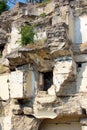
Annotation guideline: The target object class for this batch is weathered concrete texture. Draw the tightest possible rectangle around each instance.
[0,73,9,100]
[77,63,87,92]
[7,24,21,54]
[47,23,70,54]
[1,0,87,130]
[53,59,76,92]
[39,120,81,130]
[0,29,7,47]
[3,116,11,130]
[11,115,41,130]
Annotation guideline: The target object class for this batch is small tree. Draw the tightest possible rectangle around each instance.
[0,0,9,15]
[20,25,35,46]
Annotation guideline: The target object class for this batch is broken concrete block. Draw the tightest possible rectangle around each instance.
[48,85,56,96]
[44,2,55,15]
[52,16,61,26]
[12,104,23,115]
[35,110,57,119]
[3,116,11,130]
[0,73,9,100]
[76,78,87,92]
[77,63,87,78]
[23,107,33,115]
[10,71,24,98]
[75,54,87,62]
[80,118,87,125]
[10,69,35,99]
[82,126,87,130]
[77,63,87,92]
[53,60,76,92]
[74,15,87,44]
[7,25,21,53]
[34,31,47,41]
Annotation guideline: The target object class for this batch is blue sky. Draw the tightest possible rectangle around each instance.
[8,0,27,9]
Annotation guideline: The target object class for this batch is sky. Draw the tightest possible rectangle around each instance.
[8,0,27,9]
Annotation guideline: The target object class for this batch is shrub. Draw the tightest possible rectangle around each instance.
[40,12,46,18]
[19,25,35,46]
[0,0,9,15]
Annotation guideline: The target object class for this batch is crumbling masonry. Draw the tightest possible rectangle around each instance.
[0,0,87,130]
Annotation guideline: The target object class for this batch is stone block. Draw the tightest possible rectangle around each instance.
[0,74,9,100]
[10,71,24,98]
[3,116,11,130]
[77,63,87,78]
[44,2,55,15]
[82,126,87,130]
[7,25,21,53]
[76,77,87,92]
[28,7,44,16]
[10,69,35,99]
[35,110,57,119]
[80,118,87,125]
[34,31,47,41]
[54,60,76,74]
[53,60,76,92]
[75,54,87,62]
[48,85,56,96]
[23,107,33,115]
[12,104,23,115]
[74,15,87,44]
[52,16,61,26]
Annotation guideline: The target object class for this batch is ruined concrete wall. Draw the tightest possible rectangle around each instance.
[1,0,87,130]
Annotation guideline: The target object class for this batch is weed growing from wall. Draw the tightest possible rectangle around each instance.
[19,25,35,46]
[40,13,46,18]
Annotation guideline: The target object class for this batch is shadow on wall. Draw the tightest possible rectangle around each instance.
[74,15,87,44]
[0,124,2,130]
[74,17,82,44]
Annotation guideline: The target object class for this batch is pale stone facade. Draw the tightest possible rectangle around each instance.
[0,0,87,130]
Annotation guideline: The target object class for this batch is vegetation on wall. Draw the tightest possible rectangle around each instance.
[40,12,46,18]
[0,54,2,58]
[0,0,9,15]
[19,25,35,46]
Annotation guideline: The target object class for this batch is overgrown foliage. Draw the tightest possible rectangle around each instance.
[0,0,9,15]
[40,12,46,18]
[20,25,35,46]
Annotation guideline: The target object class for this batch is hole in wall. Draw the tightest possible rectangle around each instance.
[82,108,86,115]
[43,71,53,91]
[77,62,82,72]
[77,63,82,68]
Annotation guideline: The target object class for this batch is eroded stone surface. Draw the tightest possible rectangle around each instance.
[0,0,87,130]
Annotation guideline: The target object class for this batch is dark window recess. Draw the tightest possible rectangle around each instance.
[69,0,74,1]
[82,108,86,115]
[77,63,82,68]
[0,46,4,56]
[43,71,53,91]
